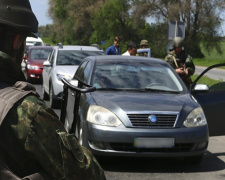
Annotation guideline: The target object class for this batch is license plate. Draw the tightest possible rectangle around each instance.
[134,138,174,148]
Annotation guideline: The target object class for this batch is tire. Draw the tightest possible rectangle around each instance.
[49,84,59,109]
[42,82,49,100]
[184,155,204,165]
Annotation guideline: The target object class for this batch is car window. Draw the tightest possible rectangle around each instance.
[195,71,225,92]
[92,61,183,92]
[56,50,104,66]
[30,49,52,60]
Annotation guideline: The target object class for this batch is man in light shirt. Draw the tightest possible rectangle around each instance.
[122,42,137,56]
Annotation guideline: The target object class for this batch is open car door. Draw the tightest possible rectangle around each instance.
[137,48,151,57]
[191,63,225,136]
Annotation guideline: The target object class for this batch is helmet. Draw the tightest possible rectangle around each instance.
[140,40,148,46]
[0,0,38,36]
[172,37,184,47]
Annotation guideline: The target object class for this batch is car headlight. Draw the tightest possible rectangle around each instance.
[183,107,207,127]
[87,105,122,127]
[27,64,39,70]
[57,74,72,81]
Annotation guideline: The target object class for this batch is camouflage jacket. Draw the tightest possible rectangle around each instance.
[0,51,106,180]
[165,50,195,76]
[165,50,195,88]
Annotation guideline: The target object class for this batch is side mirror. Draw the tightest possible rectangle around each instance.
[43,61,51,67]
[192,84,209,93]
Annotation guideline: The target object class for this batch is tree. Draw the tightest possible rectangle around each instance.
[132,0,225,58]
[48,0,105,45]
[90,0,137,51]
[139,22,168,58]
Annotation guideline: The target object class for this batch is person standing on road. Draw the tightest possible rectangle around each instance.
[0,0,106,179]
[106,36,121,55]
[138,40,149,57]
[122,42,137,56]
[165,37,195,88]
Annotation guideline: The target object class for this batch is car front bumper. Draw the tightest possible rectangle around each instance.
[84,122,209,157]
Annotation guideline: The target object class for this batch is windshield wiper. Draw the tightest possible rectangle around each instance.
[144,87,180,94]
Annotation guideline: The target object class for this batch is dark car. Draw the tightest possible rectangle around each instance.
[62,55,225,164]
[24,46,53,82]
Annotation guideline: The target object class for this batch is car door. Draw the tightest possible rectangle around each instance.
[191,63,225,136]
[137,48,151,57]
[43,49,55,93]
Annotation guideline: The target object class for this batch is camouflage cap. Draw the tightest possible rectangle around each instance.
[140,40,148,46]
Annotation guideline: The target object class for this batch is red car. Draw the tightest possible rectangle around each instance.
[24,46,53,82]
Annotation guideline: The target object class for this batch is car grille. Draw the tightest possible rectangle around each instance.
[110,142,193,152]
[127,113,178,128]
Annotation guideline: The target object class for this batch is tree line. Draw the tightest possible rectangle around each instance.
[39,0,225,58]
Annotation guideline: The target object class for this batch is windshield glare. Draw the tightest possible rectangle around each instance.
[56,50,104,65]
[92,61,183,92]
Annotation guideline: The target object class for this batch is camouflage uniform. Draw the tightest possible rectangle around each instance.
[138,40,149,57]
[0,51,106,179]
[165,50,195,88]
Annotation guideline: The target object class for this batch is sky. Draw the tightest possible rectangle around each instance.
[30,0,52,26]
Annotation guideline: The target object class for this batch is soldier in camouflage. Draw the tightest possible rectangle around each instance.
[138,40,149,57]
[0,0,106,179]
[165,37,195,88]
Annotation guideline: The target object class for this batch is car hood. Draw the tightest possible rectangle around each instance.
[55,65,79,77]
[92,91,192,112]
[89,91,198,127]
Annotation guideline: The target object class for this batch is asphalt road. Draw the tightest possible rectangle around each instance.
[195,65,225,81]
[33,82,225,180]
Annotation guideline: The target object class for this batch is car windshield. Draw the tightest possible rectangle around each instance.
[30,49,52,60]
[92,61,183,92]
[56,50,104,65]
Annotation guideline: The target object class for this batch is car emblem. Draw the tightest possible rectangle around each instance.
[148,115,157,123]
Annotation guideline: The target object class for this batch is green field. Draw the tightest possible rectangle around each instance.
[194,41,225,67]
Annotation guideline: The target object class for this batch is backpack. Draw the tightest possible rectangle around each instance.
[0,81,51,180]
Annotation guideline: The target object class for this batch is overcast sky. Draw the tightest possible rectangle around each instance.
[30,0,52,26]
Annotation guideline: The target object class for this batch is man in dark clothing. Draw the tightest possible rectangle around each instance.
[0,0,106,179]
[165,37,195,88]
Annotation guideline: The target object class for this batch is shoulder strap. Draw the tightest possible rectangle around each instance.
[172,55,179,68]
[0,81,38,125]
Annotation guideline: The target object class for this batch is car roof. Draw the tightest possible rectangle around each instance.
[53,45,104,51]
[87,55,167,64]
[26,37,43,42]
[28,46,53,50]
